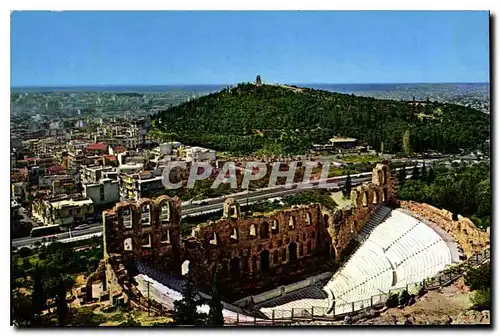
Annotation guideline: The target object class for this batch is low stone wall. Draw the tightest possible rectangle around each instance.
[400,201,489,257]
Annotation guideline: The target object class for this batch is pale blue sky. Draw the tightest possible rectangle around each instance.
[11,10,490,86]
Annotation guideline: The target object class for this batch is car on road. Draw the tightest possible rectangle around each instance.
[199,201,209,205]
[74,224,91,230]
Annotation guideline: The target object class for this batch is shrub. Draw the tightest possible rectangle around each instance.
[18,247,32,258]
[386,293,399,308]
[398,290,410,305]
[471,289,491,310]
[464,263,491,291]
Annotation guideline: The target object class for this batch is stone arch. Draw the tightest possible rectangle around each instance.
[289,216,296,230]
[230,257,240,280]
[181,260,190,275]
[122,206,133,229]
[161,229,170,244]
[260,221,270,239]
[382,166,388,185]
[249,224,257,238]
[306,240,312,255]
[350,190,358,208]
[140,202,152,226]
[242,256,249,273]
[124,237,133,251]
[271,219,279,234]
[323,214,330,228]
[288,243,298,264]
[141,233,151,247]
[273,249,279,265]
[281,248,287,263]
[230,227,238,241]
[251,255,257,273]
[159,201,170,220]
[218,262,229,279]
[362,190,368,207]
[260,250,270,272]
[209,232,218,245]
[306,212,312,226]
[372,189,379,204]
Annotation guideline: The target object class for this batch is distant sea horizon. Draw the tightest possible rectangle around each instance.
[11,82,489,94]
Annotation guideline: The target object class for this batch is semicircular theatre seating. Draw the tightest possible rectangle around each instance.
[324,209,455,314]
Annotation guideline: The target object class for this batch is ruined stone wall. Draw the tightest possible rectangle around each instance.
[98,162,395,301]
[103,195,182,275]
[322,162,393,259]
[184,201,323,285]
[400,201,490,257]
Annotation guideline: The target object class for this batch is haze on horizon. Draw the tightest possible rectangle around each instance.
[11,11,490,86]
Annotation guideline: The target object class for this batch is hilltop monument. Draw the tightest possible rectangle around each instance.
[255,75,262,86]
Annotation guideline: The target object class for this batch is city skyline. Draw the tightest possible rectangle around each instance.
[11,10,490,86]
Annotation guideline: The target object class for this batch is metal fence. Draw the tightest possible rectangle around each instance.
[229,247,490,325]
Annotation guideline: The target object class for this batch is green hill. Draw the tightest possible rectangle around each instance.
[152,83,490,156]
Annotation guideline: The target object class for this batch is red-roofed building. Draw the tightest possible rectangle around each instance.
[113,145,127,153]
[87,142,108,154]
[46,165,67,175]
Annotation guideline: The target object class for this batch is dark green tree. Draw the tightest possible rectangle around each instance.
[171,277,207,326]
[411,165,420,180]
[426,166,436,183]
[420,161,427,182]
[343,173,352,198]
[206,277,224,326]
[31,266,45,324]
[397,165,407,186]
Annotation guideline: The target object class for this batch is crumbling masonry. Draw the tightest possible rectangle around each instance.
[90,163,396,304]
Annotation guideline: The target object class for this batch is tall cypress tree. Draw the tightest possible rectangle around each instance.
[343,173,352,198]
[411,165,420,180]
[206,281,224,326]
[397,165,407,186]
[421,161,428,182]
[172,277,207,326]
[32,266,45,325]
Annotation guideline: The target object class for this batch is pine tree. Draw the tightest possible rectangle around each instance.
[402,129,412,156]
[397,165,407,186]
[32,266,45,324]
[427,166,436,184]
[411,165,420,180]
[206,281,224,326]
[171,277,207,326]
[421,161,428,182]
[343,173,352,198]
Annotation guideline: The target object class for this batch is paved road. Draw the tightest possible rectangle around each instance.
[12,167,418,249]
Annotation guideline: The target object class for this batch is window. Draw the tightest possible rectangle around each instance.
[260,222,269,239]
[230,228,238,241]
[161,202,170,220]
[289,216,295,230]
[209,232,218,246]
[306,212,312,226]
[124,237,133,251]
[271,219,279,234]
[141,234,151,247]
[249,224,256,238]
[161,230,170,244]
[123,208,132,229]
[141,204,150,225]
[281,248,287,263]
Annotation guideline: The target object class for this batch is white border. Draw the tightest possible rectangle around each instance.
[2,2,497,336]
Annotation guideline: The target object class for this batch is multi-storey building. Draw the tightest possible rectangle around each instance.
[32,195,95,226]
[83,178,120,207]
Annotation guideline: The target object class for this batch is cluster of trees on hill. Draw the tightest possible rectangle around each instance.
[12,240,102,326]
[397,162,491,229]
[153,83,490,155]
